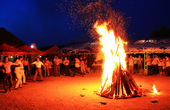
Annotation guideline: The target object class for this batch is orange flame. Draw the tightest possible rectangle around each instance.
[94,21,127,93]
[152,84,158,94]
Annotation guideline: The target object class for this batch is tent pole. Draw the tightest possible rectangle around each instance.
[144,52,148,75]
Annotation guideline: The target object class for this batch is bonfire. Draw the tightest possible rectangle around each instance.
[94,21,141,99]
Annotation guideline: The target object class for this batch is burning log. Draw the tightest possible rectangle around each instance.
[97,68,141,99]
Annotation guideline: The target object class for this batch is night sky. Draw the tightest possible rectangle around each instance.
[0,0,170,48]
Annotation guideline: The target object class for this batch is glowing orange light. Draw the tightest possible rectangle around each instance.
[94,21,127,94]
[152,84,158,94]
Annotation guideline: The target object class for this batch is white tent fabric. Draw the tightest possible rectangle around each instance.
[58,41,101,53]
[126,38,170,53]
[59,38,170,54]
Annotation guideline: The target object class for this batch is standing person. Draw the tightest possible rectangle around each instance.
[0,59,4,78]
[26,58,31,76]
[145,55,152,75]
[0,58,4,67]
[128,55,134,74]
[31,58,44,82]
[74,57,80,76]
[63,57,70,76]
[137,55,143,73]
[22,57,30,76]
[43,57,50,77]
[2,56,20,93]
[158,57,163,75]
[80,57,86,76]
[53,56,61,77]
[134,56,138,73]
[162,58,167,75]
[83,56,89,73]
[165,56,170,76]
[19,56,26,85]
[152,55,158,75]
[14,58,22,89]
[48,59,53,76]
[60,56,64,75]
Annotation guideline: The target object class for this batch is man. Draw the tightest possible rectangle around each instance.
[22,57,30,76]
[83,56,89,73]
[165,56,170,76]
[63,57,70,76]
[145,55,152,75]
[152,55,158,75]
[48,59,53,76]
[53,56,61,76]
[137,55,143,73]
[19,56,26,84]
[134,56,138,73]
[74,57,80,76]
[2,56,20,93]
[14,58,22,89]
[128,55,134,74]
[80,57,86,76]
[31,57,44,81]
[43,57,50,77]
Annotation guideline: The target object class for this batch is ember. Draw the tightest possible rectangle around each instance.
[94,21,141,99]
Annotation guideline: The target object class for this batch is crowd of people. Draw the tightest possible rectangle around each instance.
[127,54,170,76]
[2,53,169,93]
[0,55,91,93]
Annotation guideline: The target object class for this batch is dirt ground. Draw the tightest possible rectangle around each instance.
[0,71,170,110]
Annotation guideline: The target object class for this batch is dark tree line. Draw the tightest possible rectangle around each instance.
[149,24,170,38]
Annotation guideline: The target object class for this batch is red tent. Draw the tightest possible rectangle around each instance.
[17,44,43,55]
[0,43,27,55]
[43,45,59,55]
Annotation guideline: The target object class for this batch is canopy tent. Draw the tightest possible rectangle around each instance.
[43,45,60,55]
[58,41,101,54]
[17,44,43,55]
[0,43,27,55]
[126,38,170,54]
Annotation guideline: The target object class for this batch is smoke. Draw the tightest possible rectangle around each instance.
[57,0,129,41]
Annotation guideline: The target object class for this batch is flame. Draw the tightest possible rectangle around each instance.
[94,21,127,93]
[152,84,158,94]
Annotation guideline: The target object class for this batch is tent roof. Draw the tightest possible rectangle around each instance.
[126,38,170,53]
[17,44,43,54]
[0,43,27,55]
[59,42,90,53]
[43,45,60,54]
[0,27,26,48]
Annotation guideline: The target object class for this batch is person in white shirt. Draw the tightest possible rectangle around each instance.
[74,57,80,76]
[19,56,26,84]
[14,58,22,89]
[53,56,62,76]
[145,55,152,75]
[128,55,134,74]
[48,59,53,76]
[43,57,50,77]
[152,55,158,75]
[31,58,44,81]
[137,55,143,73]
[80,57,86,76]
[63,57,70,76]
[22,57,30,76]
[158,57,163,75]
[2,56,20,93]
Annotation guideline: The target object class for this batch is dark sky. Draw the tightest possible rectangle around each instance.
[0,0,170,48]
